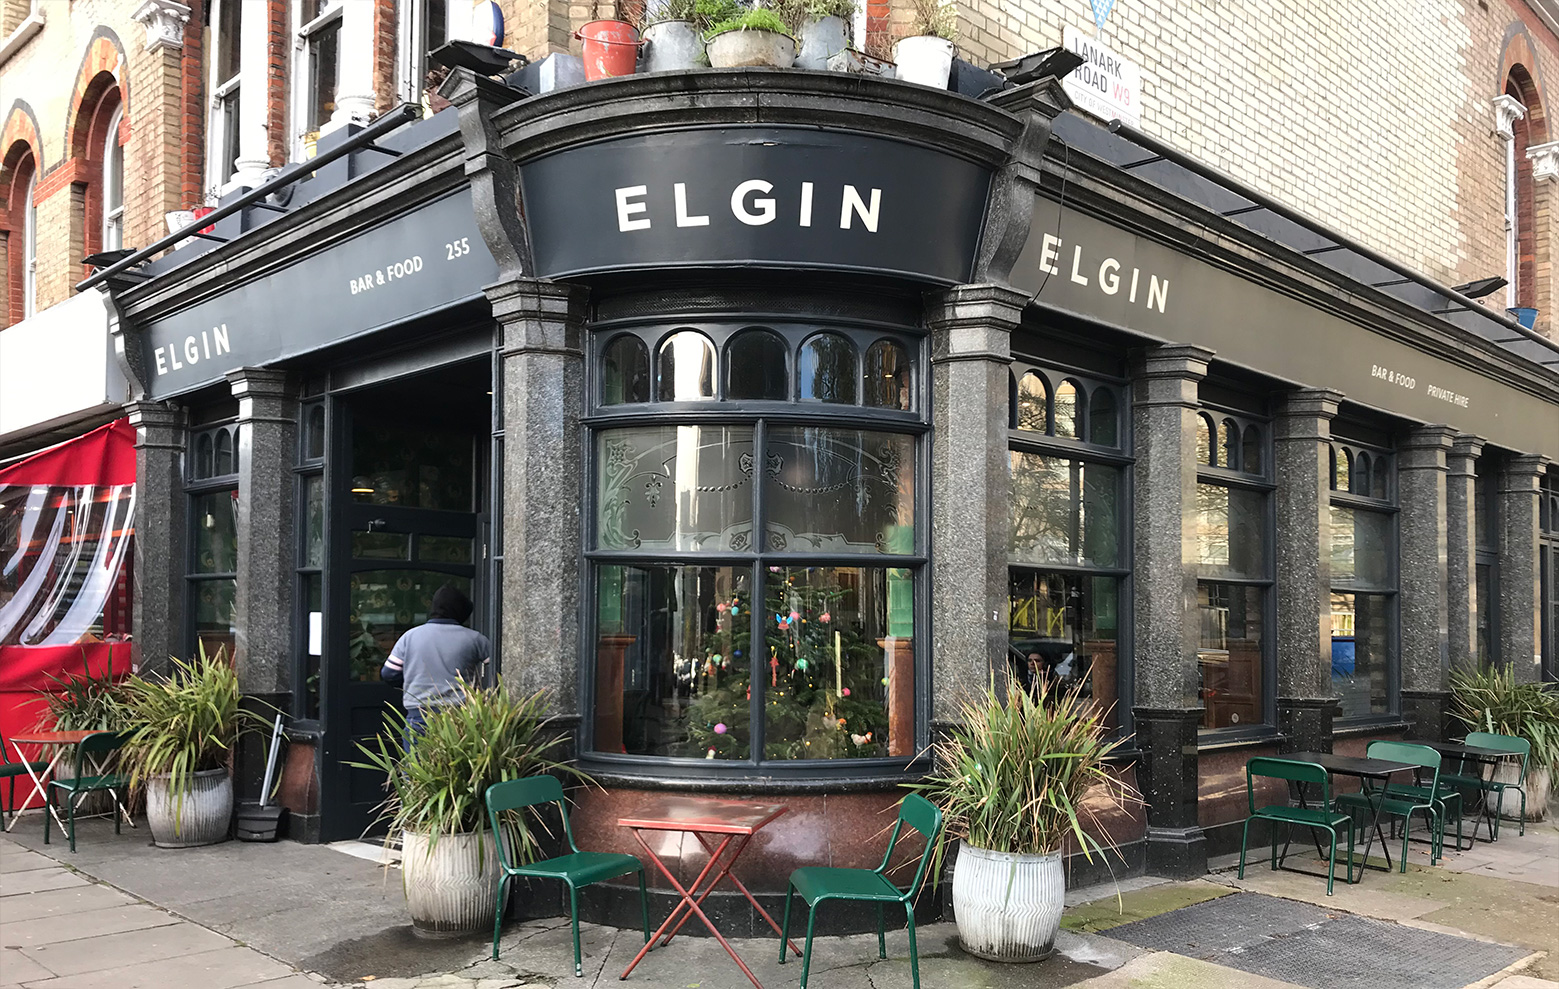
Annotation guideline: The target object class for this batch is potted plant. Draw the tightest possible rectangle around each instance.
[641,0,705,71]
[794,0,855,70]
[576,2,642,81]
[352,681,590,938]
[893,0,956,88]
[706,6,796,68]
[1450,665,1559,821]
[907,677,1133,962]
[36,660,135,815]
[121,649,257,848]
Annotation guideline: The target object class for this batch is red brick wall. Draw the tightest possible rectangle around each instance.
[372,0,398,116]
[267,0,290,167]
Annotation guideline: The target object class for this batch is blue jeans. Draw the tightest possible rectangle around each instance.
[403,706,428,752]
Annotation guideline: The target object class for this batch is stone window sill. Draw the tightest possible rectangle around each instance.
[1332,718,1414,739]
[0,11,44,68]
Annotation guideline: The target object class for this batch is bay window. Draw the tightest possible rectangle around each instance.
[588,322,922,770]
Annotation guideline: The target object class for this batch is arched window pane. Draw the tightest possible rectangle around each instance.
[603,335,651,405]
[863,339,911,410]
[1197,414,1216,466]
[1054,379,1080,438]
[1353,452,1371,496]
[726,328,788,401]
[214,428,234,476]
[1372,457,1389,500]
[306,405,326,460]
[1334,446,1351,493]
[102,106,124,252]
[656,331,714,402]
[798,332,857,404]
[1242,425,1262,476]
[195,433,214,479]
[1015,372,1048,432]
[1088,388,1117,446]
[1222,418,1240,471]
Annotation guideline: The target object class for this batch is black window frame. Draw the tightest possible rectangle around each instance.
[292,400,327,720]
[582,317,929,780]
[185,421,241,664]
[1475,454,1502,666]
[1540,470,1558,683]
[1326,434,1400,724]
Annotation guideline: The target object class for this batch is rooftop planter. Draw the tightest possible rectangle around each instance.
[706,8,797,68]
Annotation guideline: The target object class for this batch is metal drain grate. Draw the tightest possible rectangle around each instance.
[1108,892,1530,989]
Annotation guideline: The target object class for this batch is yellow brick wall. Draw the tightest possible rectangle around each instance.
[943,0,1559,337]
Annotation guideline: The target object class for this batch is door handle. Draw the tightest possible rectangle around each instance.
[366,519,388,532]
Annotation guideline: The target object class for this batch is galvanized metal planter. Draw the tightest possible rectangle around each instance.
[706,29,796,69]
[146,768,233,848]
[401,829,502,939]
[892,35,954,88]
[951,842,1065,962]
[641,20,704,73]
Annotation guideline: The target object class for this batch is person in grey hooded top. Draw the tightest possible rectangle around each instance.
[379,584,490,742]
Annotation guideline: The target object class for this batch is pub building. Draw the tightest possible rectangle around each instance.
[100,66,1559,923]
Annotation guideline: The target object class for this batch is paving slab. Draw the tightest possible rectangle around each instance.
[0,902,180,949]
[0,851,54,876]
[0,870,87,897]
[230,979,329,989]
[0,883,135,922]
[0,949,55,984]
[1067,951,1310,988]
[24,944,297,989]
[18,920,233,977]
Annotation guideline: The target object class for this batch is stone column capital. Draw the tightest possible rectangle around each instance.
[125,399,186,437]
[486,279,589,356]
[1398,424,1457,471]
[1450,433,1487,464]
[227,368,295,425]
[1528,140,1559,181]
[1130,344,1214,381]
[1504,453,1551,482]
[925,285,1024,364]
[1275,387,1344,423]
[132,0,190,53]
[1493,93,1528,139]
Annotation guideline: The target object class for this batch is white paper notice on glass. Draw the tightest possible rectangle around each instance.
[309,612,322,656]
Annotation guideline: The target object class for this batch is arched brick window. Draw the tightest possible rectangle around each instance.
[70,71,125,275]
[1,141,38,326]
[1506,67,1544,310]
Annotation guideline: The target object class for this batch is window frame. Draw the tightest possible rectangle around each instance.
[1007,359,1134,740]
[1540,471,1558,683]
[581,317,929,779]
[1193,405,1277,739]
[101,105,124,253]
[185,422,242,663]
[399,0,450,107]
[21,167,35,318]
[204,0,243,194]
[1326,436,1400,724]
[1475,455,1501,666]
[292,401,328,720]
[292,0,345,160]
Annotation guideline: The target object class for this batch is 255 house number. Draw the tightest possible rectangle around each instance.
[446,237,472,260]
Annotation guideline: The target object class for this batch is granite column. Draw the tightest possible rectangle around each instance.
[1272,389,1342,753]
[1398,425,1455,739]
[127,400,187,676]
[923,285,1022,730]
[1130,344,1213,878]
[490,278,588,753]
[1500,454,1550,682]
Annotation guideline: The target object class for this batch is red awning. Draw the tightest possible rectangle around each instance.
[0,418,135,487]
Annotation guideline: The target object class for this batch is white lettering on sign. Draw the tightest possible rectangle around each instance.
[1034,232,1169,313]
[612,181,884,233]
[1371,364,1417,390]
[154,323,233,376]
[1062,26,1142,129]
[347,254,426,296]
[1426,383,1471,408]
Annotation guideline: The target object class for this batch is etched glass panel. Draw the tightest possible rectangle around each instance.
[764,428,914,554]
[595,426,755,551]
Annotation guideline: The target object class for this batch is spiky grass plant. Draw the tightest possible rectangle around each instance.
[351,681,591,864]
[906,676,1135,882]
[121,648,258,827]
[1450,664,1559,770]
[36,659,134,733]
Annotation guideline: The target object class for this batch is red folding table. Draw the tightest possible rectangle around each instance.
[618,795,801,987]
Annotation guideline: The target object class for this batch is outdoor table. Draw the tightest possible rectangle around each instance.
[1285,750,1417,879]
[5,730,96,836]
[617,796,801,988]
[1410,738,1520,845]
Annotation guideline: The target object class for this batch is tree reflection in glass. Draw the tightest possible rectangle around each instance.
[798,332,858,404]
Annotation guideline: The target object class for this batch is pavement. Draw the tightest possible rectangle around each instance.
[0,811,1555,989]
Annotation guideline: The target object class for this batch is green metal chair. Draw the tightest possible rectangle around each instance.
[483,775,648,977]
[1335,741,1444,870]
[1442,731,1531,840]
[779,793,943,989]
[0,729,49,827]
[1238,757,1354,894]
[1382,743,1466,853]
[43,731,130,853]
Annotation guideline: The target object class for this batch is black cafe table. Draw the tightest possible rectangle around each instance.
[1285,750,1418,880]
[1409,738,1519,845]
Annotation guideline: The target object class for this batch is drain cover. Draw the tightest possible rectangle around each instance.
[1108,892,1529,989]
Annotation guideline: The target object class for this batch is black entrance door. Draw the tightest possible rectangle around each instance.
[320,397,484,841]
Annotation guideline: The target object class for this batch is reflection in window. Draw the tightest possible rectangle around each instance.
[191,488,239,665]
[347,570,471,682]
[1009,570,1121,733]
[763,566,913,760]
[765,428,914,553]
[1198,581,1265,729]
[306,405,326,460]
[603,335,651,405]
[303,475,324,568]
[1053,379,1080,438]
[1353,452,1371,495]
[1331,591,1392,718]
[1222,418,1240,471]
[195,433,214,479]
[863,339,911,410]
[1015,372,1048,431]
[1329,506,1391,585]
[214,429,234,476]
[193,490,239,573]
[726,328,789,401]
[1334,446,1351,492]
[1197,414,1216,466]
[1372,457,1389,500]
[1009,454,1120,568]
[798,333,858,404]
[1089,388,1117,447]
[657,331,715,402]
[594,565,752,759]
[595,426,755,552]
[1242,425,1262,476]
[351,423,474,510]
[1192,483,1266,578]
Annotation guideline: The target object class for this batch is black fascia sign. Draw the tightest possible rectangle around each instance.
[137,189,498,400]
[518,127,993,284]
